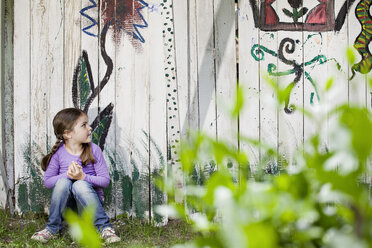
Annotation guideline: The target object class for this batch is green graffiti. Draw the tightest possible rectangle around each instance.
[121,175,133,212]
[251,44,277,61]
[310,92,315,105]
[79,59,91,110]
[18,183,30,213]
[251,40,341,109]
[133,175,149,219]
[282,4,308,23]
[92,117,110,144]
[17,140,52,213]
[351,0,372,79]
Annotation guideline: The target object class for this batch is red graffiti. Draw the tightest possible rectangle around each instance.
[101,0,146,47]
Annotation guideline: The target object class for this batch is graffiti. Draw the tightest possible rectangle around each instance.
[351,0,372,79]
[102,130,165,220]
[282,0,308,23]
[133,0,149,43]
[249,0,356,31]
[101,0,149,47]
[17,141,52,213]
[251,36,341,113]
[72,24,114,150]
[335,0,358,31]
[80,0,98,37]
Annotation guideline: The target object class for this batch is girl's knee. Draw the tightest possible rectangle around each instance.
[71,180,93,195]
[54,178,72,192]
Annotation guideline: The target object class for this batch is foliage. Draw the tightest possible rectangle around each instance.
[64,205,102,248]
[158,77,372,247]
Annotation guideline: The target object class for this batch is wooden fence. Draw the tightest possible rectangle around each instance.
[0,0,371,221]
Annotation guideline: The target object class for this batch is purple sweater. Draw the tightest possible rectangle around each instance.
[44,142,110,200]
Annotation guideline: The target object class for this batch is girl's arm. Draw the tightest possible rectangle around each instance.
[43,153,68,188]
[83,145,110,188]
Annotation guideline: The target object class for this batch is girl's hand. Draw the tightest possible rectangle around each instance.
[67,161,85,180]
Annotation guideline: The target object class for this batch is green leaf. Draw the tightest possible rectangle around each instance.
[282,8,293,18]
[346,47,356,65]
[64,205,102,248]
[324,77,334,92]
[231,84,244,118]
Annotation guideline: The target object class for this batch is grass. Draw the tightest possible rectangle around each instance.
[0,209,195,247]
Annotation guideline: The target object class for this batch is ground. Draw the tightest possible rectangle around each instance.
[0,209,195,247]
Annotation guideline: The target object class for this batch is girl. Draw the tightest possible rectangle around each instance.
[31,108,120,244]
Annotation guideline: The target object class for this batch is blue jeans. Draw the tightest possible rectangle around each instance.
[46,178,112,234]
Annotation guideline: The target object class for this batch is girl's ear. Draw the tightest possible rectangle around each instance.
[63,130,72,140]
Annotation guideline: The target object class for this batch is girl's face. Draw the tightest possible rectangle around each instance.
[68,114,92,144]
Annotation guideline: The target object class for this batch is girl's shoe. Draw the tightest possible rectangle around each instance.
[101,227,121,244]
[31,229,56,243]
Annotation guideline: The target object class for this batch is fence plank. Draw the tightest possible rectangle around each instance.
[114,30,135,217]
[174,0,199,135]
[46,0,64,164]
[147,1,167,223]
[97,0,117,218]
[238,0,260,171]
[64,0,81,108]
[258,24,278,172]
[348,0,368,107]
[276,10,304,168]
[197,0,216,137]
[0,0,5,209]
[14,0,31,213]
[3,0,14,208]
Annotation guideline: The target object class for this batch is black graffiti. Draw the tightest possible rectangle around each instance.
[334,0,357,31]
[72,22,114,151]
[249,0,355,32]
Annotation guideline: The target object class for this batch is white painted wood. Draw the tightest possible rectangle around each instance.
[46,0,64,161]
[0,0,6,209]
[196,0,216,137]
[147,0,167,224]
[321,1,349,153]
[258,25,278,173]
[130,43,151,221]
[238,0,260,171]
[9,0,372,214]
[83,0,99,120]
[14,0,31,213]
[214,0,237,142]
[64,0,81,108]
[214,0,238,177]
[114,30,135,217]
[303,32,325,142]
[98,0,117,218]
[276,4,304,169]
[3,0,14,207]
[174,0,199,135]
[29,0,53,213]
[30,0,50,165]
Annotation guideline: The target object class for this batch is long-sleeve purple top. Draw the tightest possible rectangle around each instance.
[44,142,110,200]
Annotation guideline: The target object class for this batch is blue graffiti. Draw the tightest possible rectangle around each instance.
[80,0,98,37]
[133,0,149,43]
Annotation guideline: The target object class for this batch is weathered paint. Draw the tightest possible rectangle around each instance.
[1,0,371,221]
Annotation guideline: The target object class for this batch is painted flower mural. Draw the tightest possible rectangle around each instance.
[283,0,308,22]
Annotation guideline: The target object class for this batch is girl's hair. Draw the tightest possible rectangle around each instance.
[41,108,96,171]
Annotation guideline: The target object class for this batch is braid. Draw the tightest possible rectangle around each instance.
[41,138,62,171]
[81,143,96,166]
